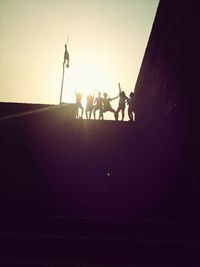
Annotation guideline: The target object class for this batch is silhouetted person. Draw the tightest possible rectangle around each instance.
[101,92,119,120]
[86,90,95,119]
[115,83,129,121]
[93,92,103,120]
[127,92,135,121]
[75,90,84,119]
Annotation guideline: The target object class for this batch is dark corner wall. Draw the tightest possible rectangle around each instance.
[134,0,200,169]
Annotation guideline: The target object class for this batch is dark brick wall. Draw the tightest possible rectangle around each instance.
[134,0,200,161]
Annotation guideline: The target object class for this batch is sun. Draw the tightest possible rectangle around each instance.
[62,54,114,104]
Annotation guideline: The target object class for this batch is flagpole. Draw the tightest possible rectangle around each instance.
[60,37,69,105]
[60,62,65,104]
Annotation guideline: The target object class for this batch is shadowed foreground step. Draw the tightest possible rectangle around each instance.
[0,109,172,219]
[0,104,200,265]
[0,214,200,265]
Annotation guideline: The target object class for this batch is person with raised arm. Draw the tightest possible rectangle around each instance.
[86,90,95,120]
[101,86,120,120]
[115,83,129,121]
[75,90,84,119]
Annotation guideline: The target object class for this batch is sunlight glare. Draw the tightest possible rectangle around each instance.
[63,55,113,104]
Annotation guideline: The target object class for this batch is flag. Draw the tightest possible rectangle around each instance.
[64,44,69,68]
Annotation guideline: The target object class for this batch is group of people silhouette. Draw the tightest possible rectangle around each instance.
[75,83,135,121]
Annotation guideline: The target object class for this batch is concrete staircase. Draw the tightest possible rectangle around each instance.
[0,106,200,266]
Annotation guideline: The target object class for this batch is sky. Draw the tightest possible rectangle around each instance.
[0,0,159,120]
